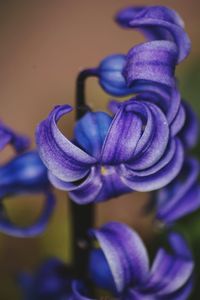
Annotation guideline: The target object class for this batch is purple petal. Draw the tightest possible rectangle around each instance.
[123,139,176,177]
[145,247,193,296]
[116,6,191,62]
[49,166,131,204]
[93,166,132,203]
[36,105,96,182]
[90,222,149,293]
[0,192,55,237]
[168,232,192,260]
[124,41,178,89]
[49,167,102,205]
[101,104,143,164]
[120,138,183,192]
[126,101,169,170]
[156,158,200,224]
[170,104,185,136]
[135,85,181,126]
[122,289,154,300]
[162,277,193,300]
[179,101,199,149]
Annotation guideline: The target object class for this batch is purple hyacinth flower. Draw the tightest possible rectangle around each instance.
[156,158,200,225]
[0,121,29,153]
[72,222,194,299]
[36,99,184,204]
[0,151,55,237]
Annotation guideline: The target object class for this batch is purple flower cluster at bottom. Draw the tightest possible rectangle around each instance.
[20,222,194,300]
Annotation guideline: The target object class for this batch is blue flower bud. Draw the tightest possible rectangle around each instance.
[98,54,134,96]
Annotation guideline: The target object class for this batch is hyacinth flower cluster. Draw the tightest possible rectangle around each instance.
[20,5,200,300]
[0,4,198,300]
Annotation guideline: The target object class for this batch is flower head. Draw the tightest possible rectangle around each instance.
[36,96,185,204]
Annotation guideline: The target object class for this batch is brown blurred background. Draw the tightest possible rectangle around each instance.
[0,0,200,299]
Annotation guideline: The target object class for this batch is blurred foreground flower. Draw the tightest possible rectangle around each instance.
[0,123,55,237]
[20,222,194,300]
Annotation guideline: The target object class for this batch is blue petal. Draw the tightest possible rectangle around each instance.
[0,192,55,237]
[0,151,49,198]
[0,121,29,153]
[74,112,112,159]
[89,249,117,293]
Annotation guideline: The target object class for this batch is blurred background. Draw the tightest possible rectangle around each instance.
[0,0,199,298]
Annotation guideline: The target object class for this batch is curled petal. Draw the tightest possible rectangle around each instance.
[116,5,191,62]
[168,232,192,260]
[156,158,200,224]
[90,222,149,293]
[124,40,178,89]
[179,101,199,149]
[126,101,169,169]
[74,111,112,159]
[102,101,169,168]
[49,166,131,204]
[146,248,193,296]
[101,104,143,164]
[49,167,103,205]
[170,104,185,136]
[163,277,193,300]
[125,139,177,177]
[36,105,96,182]
[0,192,55,237]
[120,138,184,191]
[109,85,181,128]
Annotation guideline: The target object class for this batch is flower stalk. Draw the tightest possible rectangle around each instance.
[70,69,97,279]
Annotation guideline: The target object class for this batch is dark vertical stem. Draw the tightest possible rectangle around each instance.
[76,68,98,119]
[70,68,98,279]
